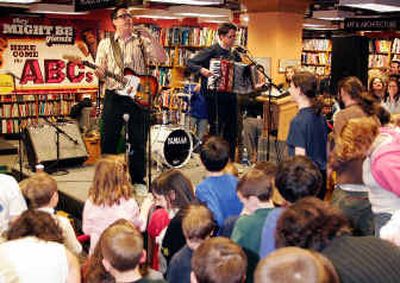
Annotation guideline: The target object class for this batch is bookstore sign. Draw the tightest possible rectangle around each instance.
[345,18,399,31]
[0,16,98,93]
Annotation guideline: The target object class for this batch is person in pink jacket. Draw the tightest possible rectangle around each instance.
[82,155,142,254]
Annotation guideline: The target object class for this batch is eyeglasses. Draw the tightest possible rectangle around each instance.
[115,13,132,20]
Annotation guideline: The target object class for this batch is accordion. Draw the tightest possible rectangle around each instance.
[207,59,258,95]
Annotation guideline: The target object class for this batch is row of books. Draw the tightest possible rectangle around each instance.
[0,100,74,119]
[369,39,391,54]
[0,93,77,103]
[302,65,330,76]
[151,68,172,87]
[302,39,331,51]
[301,52,331,65]
[391,38,400,54]
[159,27,218,47]
[369,54,390,68]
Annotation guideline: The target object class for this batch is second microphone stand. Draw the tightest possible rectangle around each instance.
[239,50,285,161]
[44,117,78,175]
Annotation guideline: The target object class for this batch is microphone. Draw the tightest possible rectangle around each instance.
[234,45,248,54]
[123,113,130,123]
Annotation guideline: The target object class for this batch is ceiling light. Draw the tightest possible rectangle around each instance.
[145,0,223,5]
[340,0,400,12]
[29,3,89,15]
[0,0,39,3]
[313,9,354,21]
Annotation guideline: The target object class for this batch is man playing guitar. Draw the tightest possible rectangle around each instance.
[95,5,166,188]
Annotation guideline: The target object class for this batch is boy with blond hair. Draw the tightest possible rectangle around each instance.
[167,204,215,283]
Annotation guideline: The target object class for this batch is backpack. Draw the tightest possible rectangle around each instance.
[371,127,400,196]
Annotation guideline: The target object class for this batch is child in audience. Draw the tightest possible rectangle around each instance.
[147,169,196,271]
[167,204,215,283]
[20,172,82,255]
[196,136,243,231]
[0,174,27,237]
[287,71,328,199]
[0,210,80,283]
[258,155,322,258]
[329,117,378,236]
[276,197,400,283]
[231,168,274,283]
[100,221,166,283]
[82,155,142,254]
[191,237,247,283]
[254,247,339,283]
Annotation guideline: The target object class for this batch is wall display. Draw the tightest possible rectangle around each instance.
[0,15,99,94]
[278,59,300,73]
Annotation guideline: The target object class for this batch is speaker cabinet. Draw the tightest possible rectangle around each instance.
[25,122,88,170]
[331,36,369,94]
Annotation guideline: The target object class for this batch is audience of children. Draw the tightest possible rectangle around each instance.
[0,210,80,283]
[3,72,400,283]
[82,155,142,254]
[20,172,82,255]
[196,136,243,232]
[166,204,215,283]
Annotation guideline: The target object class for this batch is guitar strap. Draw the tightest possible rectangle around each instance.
[110,33,125,74]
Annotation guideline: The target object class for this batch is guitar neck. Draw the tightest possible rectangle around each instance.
[83,61,124,83]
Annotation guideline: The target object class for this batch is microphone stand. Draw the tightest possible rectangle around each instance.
[238,49,285,161]
[9,72,24,181]
[44,117,78,175]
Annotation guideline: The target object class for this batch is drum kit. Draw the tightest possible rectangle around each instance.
[151,83,198,169]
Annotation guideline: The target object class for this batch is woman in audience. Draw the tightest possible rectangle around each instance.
[82,155,142,254]
[369,76,386,102]
[147,169,196,273]
[383,77,400,114]
[276,197,400,283]
[329,117,379,236]
[287,71,328,199]
[363,119,400,235]
[0,210,80,283]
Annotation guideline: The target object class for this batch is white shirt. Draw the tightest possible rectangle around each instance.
[0,236,68,283]
[0,174,27,234]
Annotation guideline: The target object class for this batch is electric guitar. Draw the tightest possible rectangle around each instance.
[63,55,158,108]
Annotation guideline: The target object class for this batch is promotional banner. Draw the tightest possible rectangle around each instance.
[0,15,99,94]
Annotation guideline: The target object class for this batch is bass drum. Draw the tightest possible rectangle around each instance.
[151,125,193,168]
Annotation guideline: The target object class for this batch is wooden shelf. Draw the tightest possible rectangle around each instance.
[303,49,331,53]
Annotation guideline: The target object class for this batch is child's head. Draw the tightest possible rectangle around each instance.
[20,173,58,209]
[254,161,284,206]
[237,168,272,213]
[275,156,322,203]
[89,155,132,206]
[101,221,144,274]
[191,237,247,283]
[151,169,195,210]
[254,247,339,283]
[183,204,215,248]
[200,136,230,172]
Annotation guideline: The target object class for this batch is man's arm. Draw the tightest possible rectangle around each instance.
[187,47,214,78]
[136,26,167,64]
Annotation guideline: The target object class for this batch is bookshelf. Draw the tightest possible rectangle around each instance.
[368,38,400,70]
[0,92,96,135]
[301,39,332,76]
[145,24,247,89]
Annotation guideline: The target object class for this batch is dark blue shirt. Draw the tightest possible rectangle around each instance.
[166,245,192,283]
[287,107,328,170]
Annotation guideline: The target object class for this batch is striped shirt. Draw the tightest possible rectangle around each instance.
[95,32,156,90]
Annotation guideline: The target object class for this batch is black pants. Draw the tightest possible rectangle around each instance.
[206,92,238,160]
[101,90,148,184]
